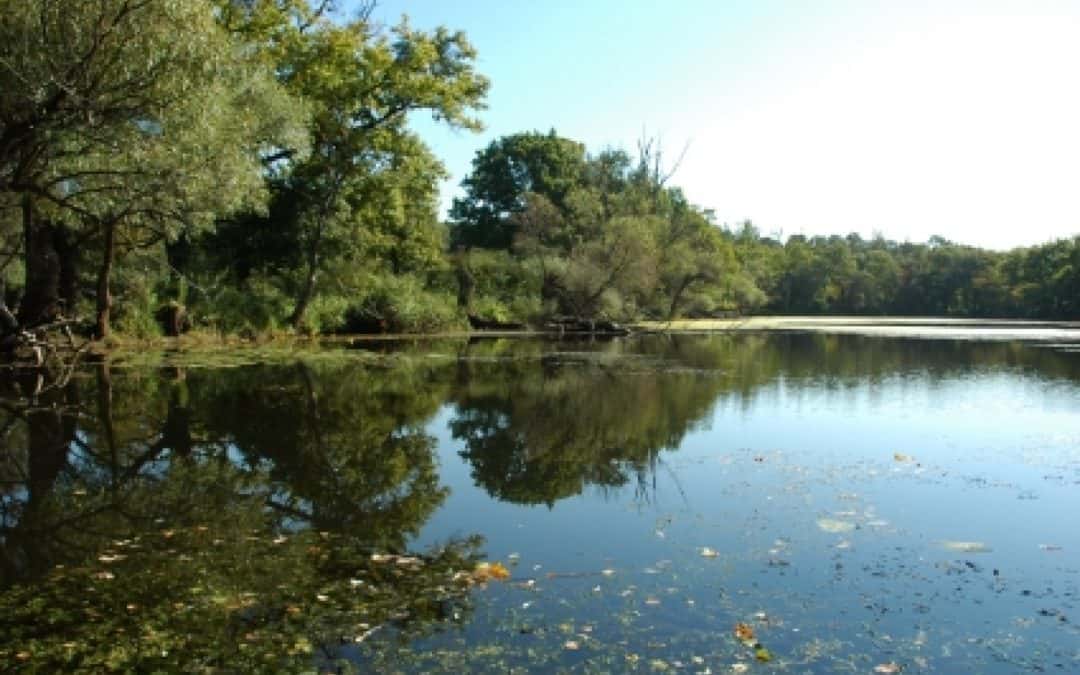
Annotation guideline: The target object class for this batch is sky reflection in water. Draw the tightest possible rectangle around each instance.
[2,333,1079,672]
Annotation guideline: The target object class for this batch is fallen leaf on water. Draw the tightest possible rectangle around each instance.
[734,622,755,643]
[754,647,772,662]
[893,453,914,462]
[816,518,855,534]
[731,664,749,673]
[473,561,511,582]
[874,663,903,673]
[940,540,992,553]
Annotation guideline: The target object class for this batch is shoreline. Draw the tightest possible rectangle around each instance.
[83,316,1080,353]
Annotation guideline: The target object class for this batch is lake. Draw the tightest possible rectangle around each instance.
[2,331,1079,672]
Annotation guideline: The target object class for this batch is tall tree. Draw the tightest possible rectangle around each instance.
[450,131,586,250]
[204,12,489,329]
[0,0,306,335]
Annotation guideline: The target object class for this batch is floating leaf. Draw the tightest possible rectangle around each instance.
[754,647,772,662]
[734,622,755,643]
[473,561,511,582]
[816,518,855,533]
[939,540,992,553]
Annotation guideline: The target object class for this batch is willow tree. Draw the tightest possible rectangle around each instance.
[0,0,307,336]
[200,11,489,330]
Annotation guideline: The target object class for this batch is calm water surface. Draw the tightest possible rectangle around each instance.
[2,333,1079,672]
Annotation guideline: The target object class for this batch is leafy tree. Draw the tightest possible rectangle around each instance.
[0,0,307,335]
[450,131,586,250]
[195,12,488,330]
[272,16,487,328]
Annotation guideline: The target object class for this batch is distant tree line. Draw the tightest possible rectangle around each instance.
[725,226,1080,319]
[2,1,1077,343]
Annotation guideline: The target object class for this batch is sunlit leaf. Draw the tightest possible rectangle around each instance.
[734,622,756,643]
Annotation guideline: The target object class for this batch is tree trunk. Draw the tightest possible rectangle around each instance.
[455,258,475,309]
[667,274,703,320]
[0,278,17,338]
[55,225,79,316]
[96,362,120,484]
[19,195,62,327]
[95,220,116,339]
[289,230,321,329]
[157,372,193,458]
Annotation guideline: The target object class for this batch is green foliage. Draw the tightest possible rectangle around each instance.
[6,0,1078,338]
[199,275,296,337]
[728,228,1080,319]
[450,131,587,249]
[2,0,488,338]
[188,9,488,331]
[454,249,542,322]
[108,250,168,339]
[344,275,464,334]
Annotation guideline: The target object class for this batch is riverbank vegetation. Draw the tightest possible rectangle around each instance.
[3,1,1079,350]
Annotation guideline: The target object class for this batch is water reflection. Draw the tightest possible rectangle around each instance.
[1,333,1079,671]
[448,338,730,506]
[0,358,480,671]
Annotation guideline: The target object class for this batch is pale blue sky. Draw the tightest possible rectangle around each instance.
[344,1,1080,250]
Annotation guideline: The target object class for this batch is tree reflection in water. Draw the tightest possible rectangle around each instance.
[3,334,1079,670]
[0,356,480,672]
